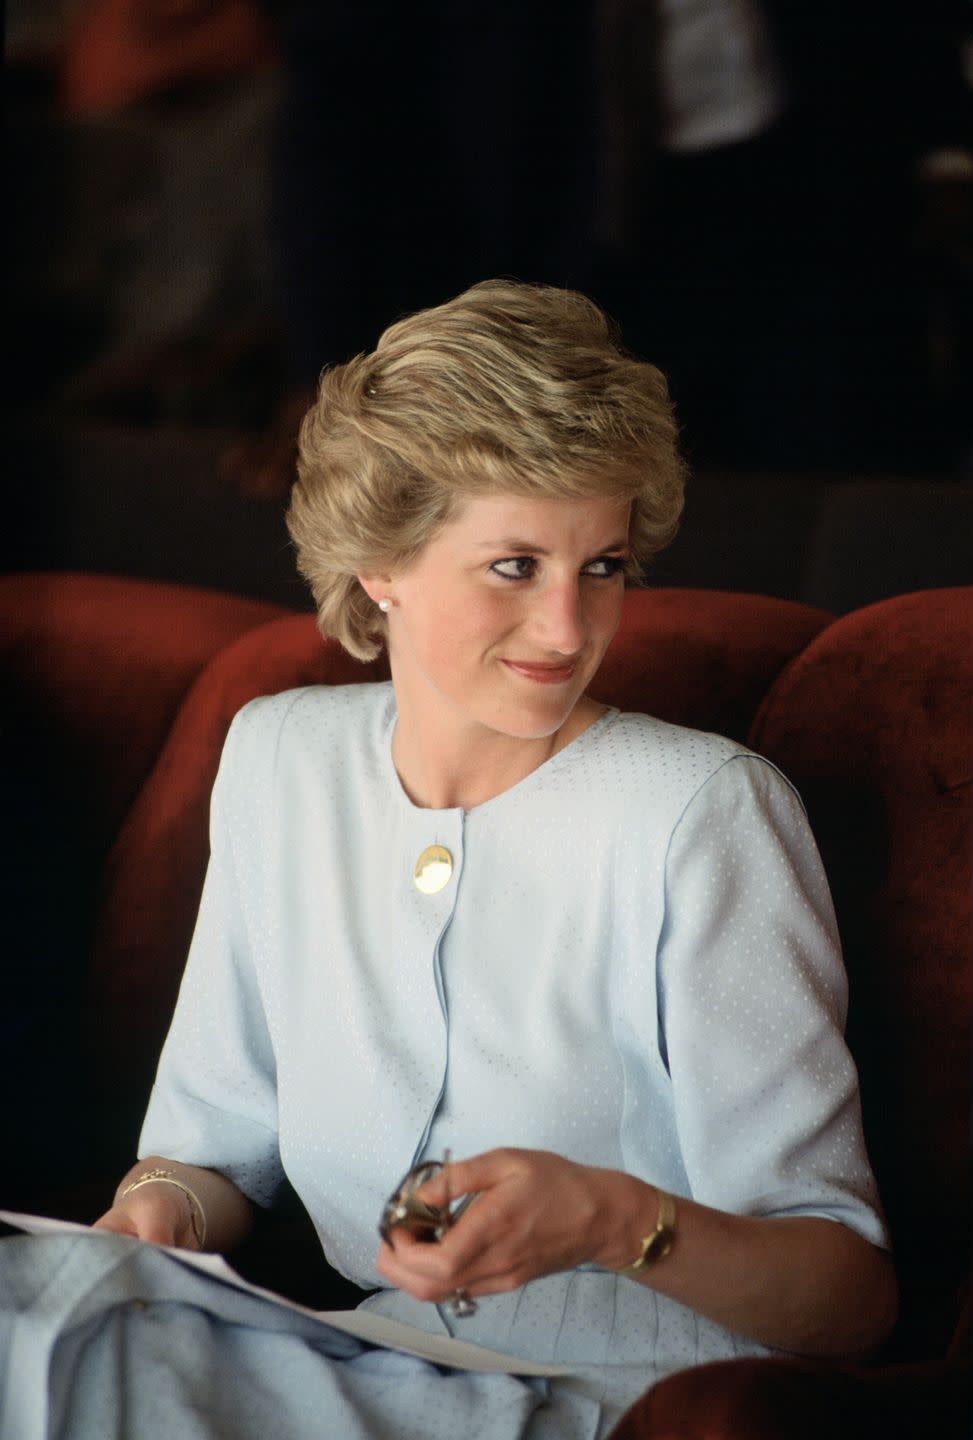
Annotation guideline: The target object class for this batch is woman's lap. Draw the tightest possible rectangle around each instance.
[1,1234,609,1440]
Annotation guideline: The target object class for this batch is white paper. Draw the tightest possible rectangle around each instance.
[0,1210,571,1377]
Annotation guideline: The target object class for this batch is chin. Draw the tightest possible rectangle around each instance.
[487,700,578,741]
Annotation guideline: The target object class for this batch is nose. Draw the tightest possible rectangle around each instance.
[529,577,587,655]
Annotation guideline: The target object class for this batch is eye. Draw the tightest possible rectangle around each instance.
[490,556,537,580]
[582,555,627,578]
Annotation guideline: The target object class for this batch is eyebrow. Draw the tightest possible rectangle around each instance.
[474,537,630,553]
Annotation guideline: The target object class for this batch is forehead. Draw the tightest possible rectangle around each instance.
[439,493,631,547]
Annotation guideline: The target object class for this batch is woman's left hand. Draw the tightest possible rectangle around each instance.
[375,1147,642,1303]
[375,1146,899,1358]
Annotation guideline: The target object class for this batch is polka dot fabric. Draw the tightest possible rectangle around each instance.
[134,682,888,1432]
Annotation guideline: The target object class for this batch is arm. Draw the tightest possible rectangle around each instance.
[93,1155,255,1253]
[97,704,289,1250]
[377,1148,898,1358]
[382,756,897,1356]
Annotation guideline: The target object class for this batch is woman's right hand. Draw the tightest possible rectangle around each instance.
[93,1184,199,1249]
[92,1156,255,1253]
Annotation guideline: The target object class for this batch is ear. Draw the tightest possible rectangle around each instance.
[356,573,392,606]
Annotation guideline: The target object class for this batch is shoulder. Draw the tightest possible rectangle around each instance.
[596,708,763,791]
[230,680,392,740]
[220,682,394,780]
[590,709,804,829]
[606,709,746,769]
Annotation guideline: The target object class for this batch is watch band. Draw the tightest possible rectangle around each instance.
[618,1187,677,1275]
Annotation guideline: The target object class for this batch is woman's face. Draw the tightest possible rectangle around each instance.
[371,493,630,745]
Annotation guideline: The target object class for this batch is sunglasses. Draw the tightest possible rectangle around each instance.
[379,1150,478,1317]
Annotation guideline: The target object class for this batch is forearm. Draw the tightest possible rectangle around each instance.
[380,1150,897,1360]
[595,1171,898,1358]
[109,1155,256,1253]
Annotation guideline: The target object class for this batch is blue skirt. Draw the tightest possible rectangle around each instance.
[0,1234,609,1439]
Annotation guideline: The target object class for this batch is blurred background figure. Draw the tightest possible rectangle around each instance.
[595,0,973,471]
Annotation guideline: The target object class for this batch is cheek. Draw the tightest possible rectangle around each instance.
[590,586,625,644]
[412,592,517,670]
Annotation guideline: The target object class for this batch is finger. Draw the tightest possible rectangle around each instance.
[93,1204,178,1247]
[377,1230,536,1304]
[92,1208,140,1238]
[412,1149,521,1208]
[381,1201,522,1296]
[377,1227,486,1291]
[381,1229,456,1278]
[375,1239,453,1300]
[430,1187,588,1295]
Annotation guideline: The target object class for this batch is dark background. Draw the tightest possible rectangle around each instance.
[5,0,973,608]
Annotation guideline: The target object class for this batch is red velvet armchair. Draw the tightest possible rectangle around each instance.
[2,572,970,1437]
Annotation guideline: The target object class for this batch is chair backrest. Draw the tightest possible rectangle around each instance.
[1,573,289,1201]
[0,571,288,857]
[750,588,973,1358]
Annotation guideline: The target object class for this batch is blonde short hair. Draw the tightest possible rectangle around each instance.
[288,279,686,660]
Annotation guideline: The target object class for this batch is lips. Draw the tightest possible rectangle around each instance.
[501,659,578,685]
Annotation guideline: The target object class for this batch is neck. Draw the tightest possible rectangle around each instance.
[388,677,603,811]
[391,712,558,811]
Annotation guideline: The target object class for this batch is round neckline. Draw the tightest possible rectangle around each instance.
[378,688,620,819]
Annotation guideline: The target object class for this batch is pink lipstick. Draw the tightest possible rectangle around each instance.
[502,659,577,684]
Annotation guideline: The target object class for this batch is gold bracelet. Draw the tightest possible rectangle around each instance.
[119,1168,208,1249]
[617,1187,677,1275]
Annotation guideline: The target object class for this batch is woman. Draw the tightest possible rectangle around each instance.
[38,282,896,1436]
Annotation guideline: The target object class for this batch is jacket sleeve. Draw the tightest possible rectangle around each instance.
[657,753,889,1248]
[138,702,285,1209]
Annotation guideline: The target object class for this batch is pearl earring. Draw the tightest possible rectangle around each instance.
[378,598,392,613]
